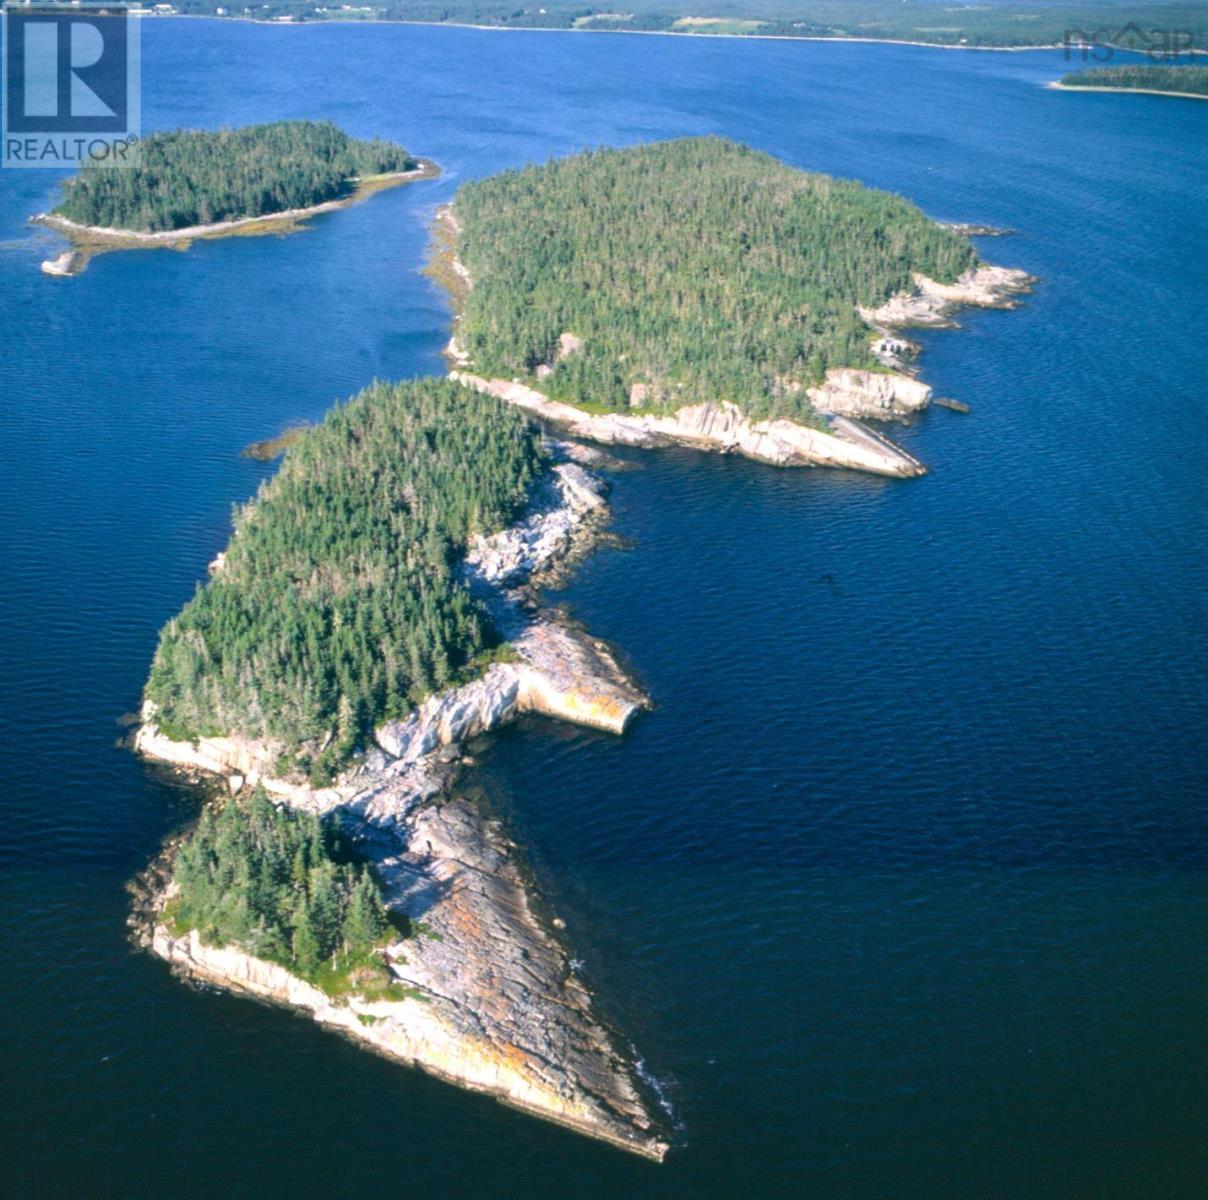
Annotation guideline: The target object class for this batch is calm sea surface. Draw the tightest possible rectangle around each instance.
[1,20,1204,1199]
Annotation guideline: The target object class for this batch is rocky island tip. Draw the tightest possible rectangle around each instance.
[36,120,438,276]
[133,378,669,1160]
[433,136,1033,477]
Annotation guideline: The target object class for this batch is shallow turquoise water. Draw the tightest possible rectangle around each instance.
[0,21,1204,1198]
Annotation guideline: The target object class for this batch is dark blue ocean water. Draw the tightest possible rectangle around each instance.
[1,20,1204,1198]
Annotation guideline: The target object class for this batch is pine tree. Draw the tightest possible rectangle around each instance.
[291,902,321,974]
[343,872,389,956]
[169,789,393,985]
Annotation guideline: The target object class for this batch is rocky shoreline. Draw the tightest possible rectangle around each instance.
[133,447,670,1161]
[436,206,1032,477]
[859,264,1035,332]
[131,201,1033,1161]
[451,371,928,477]
[37,160,439,277]
[1047,80,1208,100]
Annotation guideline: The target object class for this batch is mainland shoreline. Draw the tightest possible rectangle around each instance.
[159,13,1207,56]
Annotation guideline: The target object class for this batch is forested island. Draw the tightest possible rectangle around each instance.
[53,120,414,231]
[36,120,434,275]
[1055,65,1208,97]
[147,378,544,782]
[448,137,976,424]
[165,1,1207,52]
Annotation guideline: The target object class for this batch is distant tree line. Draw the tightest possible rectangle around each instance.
[1060,65,1208,95]
[53,120,415,232]
[146,379,545,779]
[172,788,391,978]
[453,137,977,422]
[167,2,1208,51]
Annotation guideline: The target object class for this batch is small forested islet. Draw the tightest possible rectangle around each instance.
[1059,65,1208,96]
[52,120,416,233]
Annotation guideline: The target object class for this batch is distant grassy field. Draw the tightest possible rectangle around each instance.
[573,11,633,26]
[671,16,768,33]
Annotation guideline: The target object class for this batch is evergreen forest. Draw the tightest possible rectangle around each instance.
[145,378,545,779]
[53,120,415,232]
[453,137,977,421]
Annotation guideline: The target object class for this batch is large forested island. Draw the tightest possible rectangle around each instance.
[1056,65,1208,98]
[52,120,416,232]
[450,137,976,423]
[147,378,543,782]
[132,138,1029,1158]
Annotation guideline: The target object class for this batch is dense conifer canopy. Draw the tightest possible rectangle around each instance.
[453,137,977,421]
[172,789,393,979]
[146,379,545,776]
[53,120,415,232]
